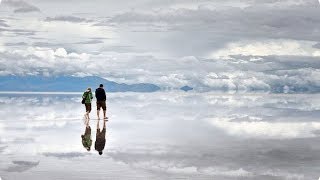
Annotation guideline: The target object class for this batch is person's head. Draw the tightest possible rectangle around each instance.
[99,84,103,88]
[87,87,91,92]
[99,151,103,155]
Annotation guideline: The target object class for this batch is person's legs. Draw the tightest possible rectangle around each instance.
[103,110,106,119]
[86,111,90,119]
[97,110,100,120]
[102,101,107,119]
[87,103,91,120]
[84,104,89,120]
[97,101,101,120]
[97,119,100,131]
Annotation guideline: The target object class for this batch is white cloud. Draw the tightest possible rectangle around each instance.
[1,45,320,92]
[202,72,271,91]
[131,161,253,177]
[207,117,320,139]
[211,40,320,59]
[199,167,253,177]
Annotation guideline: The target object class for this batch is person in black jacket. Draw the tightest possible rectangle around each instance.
[95,84,108,120]
[95,119,106,155]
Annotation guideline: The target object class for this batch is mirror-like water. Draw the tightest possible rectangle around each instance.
[0,92,319,180]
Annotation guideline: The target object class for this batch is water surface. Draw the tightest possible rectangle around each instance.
[0,92,319,180]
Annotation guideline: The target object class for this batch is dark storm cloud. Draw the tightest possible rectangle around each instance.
[45,16,91,23]
[5,160,39,172]
[2,0,40,13]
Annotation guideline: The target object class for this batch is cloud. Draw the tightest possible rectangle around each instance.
[0,45,320,92]
[75,40,104,44]
[99,1,320,57]
[129,161,253,177]
[0,146,7,153]
[211,40,320,59]
[11,137,35,144]
[0,0,320,92]
[14,6,39,13]
[42,152,87,159]
[4,42,27,46]
[313,43,320,49]
[45,16,91,23]
[5,160,39,172]
[2,0,40,13]
[0,28,37,36]
[0,20,9,27]
[207,117,320,139]
[32,42,63,47]
[107,3,320,41]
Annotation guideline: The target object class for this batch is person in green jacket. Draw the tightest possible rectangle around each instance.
[81,123,92,151]
[83,87,93,120]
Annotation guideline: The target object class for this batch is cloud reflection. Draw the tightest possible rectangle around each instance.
[0,92,319,179]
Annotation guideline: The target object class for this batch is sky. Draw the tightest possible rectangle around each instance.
[0,0,320,91]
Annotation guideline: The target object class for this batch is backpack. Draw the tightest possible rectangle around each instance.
[82,92,88,104]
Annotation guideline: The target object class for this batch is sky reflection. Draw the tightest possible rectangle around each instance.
[0,92,319,179]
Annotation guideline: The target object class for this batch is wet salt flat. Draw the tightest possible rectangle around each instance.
[0,92,320,180]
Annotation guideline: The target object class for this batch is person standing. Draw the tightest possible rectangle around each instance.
[82,87,93,120]
[95,84,107,120]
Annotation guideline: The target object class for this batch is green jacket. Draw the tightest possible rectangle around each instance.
[82,91,93,104]
[82,134,92,149]
[82,126,92,150]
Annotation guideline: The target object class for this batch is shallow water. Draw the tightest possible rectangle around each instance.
[0,92,320,180]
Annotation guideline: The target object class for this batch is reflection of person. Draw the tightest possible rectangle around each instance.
[83,87,93,120]
[95,119,106,155]
[95,84,107,120]
[81,123,92,151]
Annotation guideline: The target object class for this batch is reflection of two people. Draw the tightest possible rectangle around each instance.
[81,119,106,155]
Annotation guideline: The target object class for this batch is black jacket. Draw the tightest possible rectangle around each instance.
[95,88,106,101]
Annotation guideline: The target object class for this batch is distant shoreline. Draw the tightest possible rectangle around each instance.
[0,91,319,96]
[0,91,83,95]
